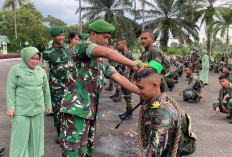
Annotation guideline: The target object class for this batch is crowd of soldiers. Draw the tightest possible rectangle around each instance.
[5,18,232,157]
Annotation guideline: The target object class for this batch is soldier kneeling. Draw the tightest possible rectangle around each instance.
[212,75,232,124]
[179,67,203,103]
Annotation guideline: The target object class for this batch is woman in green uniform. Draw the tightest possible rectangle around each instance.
[200,49,209,85]
[6,47,52,157]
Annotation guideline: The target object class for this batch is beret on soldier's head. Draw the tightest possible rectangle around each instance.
[50,26,64,36]
[88,20,115,34]
[80,33,90,40]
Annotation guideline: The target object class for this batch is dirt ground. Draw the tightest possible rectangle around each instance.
[1,60,232,157]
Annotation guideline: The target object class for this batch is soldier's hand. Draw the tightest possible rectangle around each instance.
[223,94,229,102]
[179,90,183,96]
[46,107,52,114]
[7,109,15,118]
[131,60,143,71]
[216,107,220,114]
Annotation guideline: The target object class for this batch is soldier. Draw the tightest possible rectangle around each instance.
[222,66,232,82]
[179,67,203,103]
[68,31,80,49]
[59,20,142,157]
[190,47,200,74]
[212,75,232,124]
[175,60,184,77]
[41,26,73,143]
[140,29,167,92]
[115,38,134,120]
[105,44,115,91]
[163,69,178,91]
[134,62,180,157]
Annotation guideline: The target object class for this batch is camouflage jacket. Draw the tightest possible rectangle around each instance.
[116,49,133,79]
[60,39,117,120]
[191,53,199,65]
[224,72,232,83]
[183,73,201,92]
[41,43,73,95]
[140,94,179,157]
[215,83,232,108]
[140,47,162,64]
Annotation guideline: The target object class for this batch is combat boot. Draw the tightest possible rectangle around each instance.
[229,117,232,124]
[119,110,134,120]
[56,126,61,144]
[112,94,121,102]
[0,146,4,156]
[105,82,113,91]
[119,111,127,118]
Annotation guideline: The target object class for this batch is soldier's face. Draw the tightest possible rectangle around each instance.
[117,41,125,51]
[91,32,111,46]
[136,79,156,101]
[28,53,40,69]
[52,33,65,46]
[222,67,228,73]
[219,79,229,88]
[185,68,192,75]
[141,32,154,48]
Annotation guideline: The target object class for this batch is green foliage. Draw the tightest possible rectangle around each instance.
[43,15,67,27]
[167,47,188,56]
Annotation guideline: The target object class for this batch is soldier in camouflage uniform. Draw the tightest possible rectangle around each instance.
[190,47,200,74]
[179,67,203,103]
[175,60,184,77]
[134,66,179,157]
[59,20,141,157]
[222,66,232,82]
[116,38,135,120]
[163,69,178,91]
[41,26,74,143]
[212,75,232,124]
[140,29,167,92]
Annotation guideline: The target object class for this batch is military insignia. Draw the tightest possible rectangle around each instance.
[151,101,160,108]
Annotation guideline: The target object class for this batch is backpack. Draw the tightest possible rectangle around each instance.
[177,111,197,156]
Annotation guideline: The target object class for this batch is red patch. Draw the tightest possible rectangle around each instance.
[152,125,161,128]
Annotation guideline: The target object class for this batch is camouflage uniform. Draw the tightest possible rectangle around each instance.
[117,50,134,110]
[183,73,202,103]
[140,47,167,92]
[139,94,179,156]
[212,83,232,114]
[190,53,200,74]
[59,39,117,156]
[41,44,73,131]
[164,70,178,91]
[224,72,232,83]
[175,63,184,77]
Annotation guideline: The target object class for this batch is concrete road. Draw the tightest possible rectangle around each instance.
[0,60,231,157]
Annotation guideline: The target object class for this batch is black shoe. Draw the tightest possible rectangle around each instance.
[229,118,232,124]
[227,114,231,119]
[204,83,208,85]
[112,95,121,102]
[0,146,4,156]
[119,111,127,118]
[105,84,113,91]
[120,114,134,120]
[56,136,61,144]
[109,93,117,99]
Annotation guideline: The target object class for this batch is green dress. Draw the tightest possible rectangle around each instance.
[200,51,209,84]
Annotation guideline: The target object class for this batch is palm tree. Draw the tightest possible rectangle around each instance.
[194,0,221,56]
[144,0,199,49]
[77,0,82,34]
[212,8,232,56]
[2,0,27,39]
[139,0,145,31]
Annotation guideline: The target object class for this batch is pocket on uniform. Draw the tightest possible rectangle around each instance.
[16,73,34,86]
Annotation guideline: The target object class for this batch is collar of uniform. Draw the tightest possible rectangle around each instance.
[146,94,165,109]
[19,62,39,72]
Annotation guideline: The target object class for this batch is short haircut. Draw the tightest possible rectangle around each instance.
[223,65,229,69]
[117,38,127,43]
[142,29,154,38]
[134,68,158,81]
[186,66,194,72]
[218,75,228,80]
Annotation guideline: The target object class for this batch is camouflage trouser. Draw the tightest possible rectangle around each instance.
[160,76,167,93]
[183,90,197,102]
[51,90,63,128]
[60,113,96,157]
[122,88,133,110]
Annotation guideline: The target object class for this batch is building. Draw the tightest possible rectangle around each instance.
[0,35,10,54]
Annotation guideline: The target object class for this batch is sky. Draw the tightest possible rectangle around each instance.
[0,0,231,43]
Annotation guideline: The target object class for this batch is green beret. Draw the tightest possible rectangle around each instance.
[80,33,89,40]
[88,20,115,34]
[50,26,64,36]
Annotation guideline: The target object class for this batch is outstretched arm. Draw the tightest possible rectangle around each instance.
[92,46,142,71]
[109,72,140,94]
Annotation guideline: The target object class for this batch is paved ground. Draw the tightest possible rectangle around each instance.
[1,60,232,157]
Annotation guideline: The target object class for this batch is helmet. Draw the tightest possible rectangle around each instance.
[183,91,193,100]
[227,98,232,109]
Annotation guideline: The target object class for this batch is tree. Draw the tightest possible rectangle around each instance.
[144,0,199,49]
[43,15,67,27]
[2,0,27,39]
[139,0,145,31]
[212,8,232,56]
